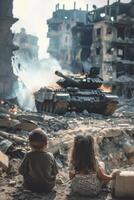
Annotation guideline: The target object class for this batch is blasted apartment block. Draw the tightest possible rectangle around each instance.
[0,0,18,99]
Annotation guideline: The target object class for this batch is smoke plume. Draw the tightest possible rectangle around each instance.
[12,58,62,111]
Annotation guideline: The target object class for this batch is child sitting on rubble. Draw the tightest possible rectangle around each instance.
[19,128,58,193]
[69,135,119,196]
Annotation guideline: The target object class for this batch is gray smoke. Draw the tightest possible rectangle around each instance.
[12,57,62,111]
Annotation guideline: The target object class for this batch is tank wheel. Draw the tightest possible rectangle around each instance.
[44,101,49,112]
[53,101,68,114]
[104,101,118,116]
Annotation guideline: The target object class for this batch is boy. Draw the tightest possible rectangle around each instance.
[19,128,58,193]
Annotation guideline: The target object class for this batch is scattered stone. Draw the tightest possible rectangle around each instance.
[9,180,16,186]
[82,110,89,116]
[123,141,134,155]
[14,120,38,131]
[17,114,44,122]
[0,151,9,170]
[0,117,20,129]
[0,139,13,153]
[69,111,77,118]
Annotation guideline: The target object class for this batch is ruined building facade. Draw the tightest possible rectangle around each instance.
[47,3,92,73]
[47,1,134,97]
[0,0,18,98]
[13,28,39,68]
[89,1,134,80]
[88,0,134,97]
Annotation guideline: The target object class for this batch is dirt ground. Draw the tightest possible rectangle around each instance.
[0,99,134,200]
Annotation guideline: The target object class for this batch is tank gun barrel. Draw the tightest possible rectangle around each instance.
[55,70,79,86]
[55,70,68,79]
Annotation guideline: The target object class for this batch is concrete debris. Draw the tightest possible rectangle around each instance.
[14,120,38,132]
[0,91,133,200]
[16,114,44,122]
[0,115,20,129]
[0,151,9,171]
[112,171,134,198]
[0,140,13,154]
[0,131,27,145]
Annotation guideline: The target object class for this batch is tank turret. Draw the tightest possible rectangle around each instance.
[55,68,103,89]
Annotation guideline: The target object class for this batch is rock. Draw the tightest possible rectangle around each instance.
[96,136,103,144]
[0,131,27,145]
[123,141,134,155]
[128,157,134,165]
[0,151,9,170]
[118,124,129,127]
[69,111,77,118]
[0,113,10,119]
[0,139,13,153]
[99,128,123,138]
[124,112,134,118]
[17,114,44,122]
[82,110,89,116]
[0,117,20,128]
[9,180,16,186]
[56,177,64,185]
[14,119,38,131]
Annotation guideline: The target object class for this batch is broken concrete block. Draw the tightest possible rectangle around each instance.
[0,151,9,170]
[0,139,13,153]
[17,114,44,122]
[0,113,20,128]
[0,118,11,128]
[99,128,123,138]
[112,171,134,198]
[128,157,134,165]
[123,141,134,155]
[14,120,38,131]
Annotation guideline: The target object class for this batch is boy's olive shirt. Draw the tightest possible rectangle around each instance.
[19,151,58,191]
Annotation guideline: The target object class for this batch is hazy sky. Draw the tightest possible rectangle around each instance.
[13,0,130,58]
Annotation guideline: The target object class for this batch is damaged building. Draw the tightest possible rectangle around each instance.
[88,0,134,98]
[13,28,39,68]
[47,0,134,98]
[47,2,92,73]
[0,0,18,99]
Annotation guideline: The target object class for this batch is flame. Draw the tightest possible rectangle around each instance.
[8,107,18,114]
[0,100,4,105]
[48,83,61,90]
[100,84,112,93]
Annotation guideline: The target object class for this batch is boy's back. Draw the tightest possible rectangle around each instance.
[19,151,58,192]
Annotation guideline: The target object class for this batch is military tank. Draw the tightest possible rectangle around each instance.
[34,68,119,115]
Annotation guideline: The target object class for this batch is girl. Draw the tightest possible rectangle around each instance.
[69,135,117,196]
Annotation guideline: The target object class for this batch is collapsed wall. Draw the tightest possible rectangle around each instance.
[0,0,18,99]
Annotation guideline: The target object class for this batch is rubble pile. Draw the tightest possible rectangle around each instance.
[0,100,133,199]
[114,98,134,117]
[97,127,134,172]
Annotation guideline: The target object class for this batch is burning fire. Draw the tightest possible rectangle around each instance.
[48,83,61,90]
[100,84,112,93]
[0,100,4,105]
[8,107,18,114]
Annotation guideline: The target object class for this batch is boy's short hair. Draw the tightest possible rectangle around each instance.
[29,128,48,148]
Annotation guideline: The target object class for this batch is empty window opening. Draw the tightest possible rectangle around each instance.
[96,46,101,55]
[117,26,125,39]
[107,27,112,34]
[96,28,101,37]
[117,47,124,59]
